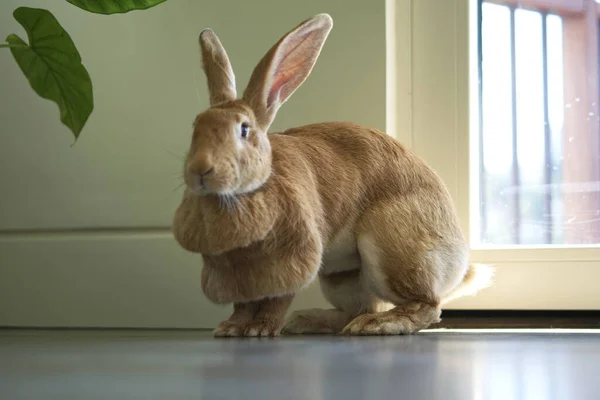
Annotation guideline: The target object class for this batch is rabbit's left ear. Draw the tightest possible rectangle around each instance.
[200,29,237,106]
[243,14,333,131]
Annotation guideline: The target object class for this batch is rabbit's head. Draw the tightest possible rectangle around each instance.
[184,14,333,196]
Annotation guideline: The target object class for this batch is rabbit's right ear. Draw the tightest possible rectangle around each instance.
[243,14,333,132]
[200,29,237,106]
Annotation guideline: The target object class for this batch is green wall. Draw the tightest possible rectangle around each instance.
[0,0,385,327]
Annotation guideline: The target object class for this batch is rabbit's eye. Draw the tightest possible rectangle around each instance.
[241,123,250,139]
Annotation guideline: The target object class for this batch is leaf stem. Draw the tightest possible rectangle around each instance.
[0,43,26,49]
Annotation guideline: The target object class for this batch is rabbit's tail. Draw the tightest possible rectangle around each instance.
[441,263,495,305]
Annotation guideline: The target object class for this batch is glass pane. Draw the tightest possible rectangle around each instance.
[476,0,600,246]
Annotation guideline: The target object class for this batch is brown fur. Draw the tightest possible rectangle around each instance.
[172,14,493,337]
[214,296,293,337]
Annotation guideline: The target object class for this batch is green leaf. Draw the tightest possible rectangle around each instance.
[66,0,168,14]
[7,7,93,139]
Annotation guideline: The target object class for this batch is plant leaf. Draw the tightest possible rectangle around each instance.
[7,7,93,139]
[66,0,168,14]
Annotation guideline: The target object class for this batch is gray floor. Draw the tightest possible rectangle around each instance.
[1,329,600,400]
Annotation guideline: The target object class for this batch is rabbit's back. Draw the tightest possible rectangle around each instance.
[269,122,459,246]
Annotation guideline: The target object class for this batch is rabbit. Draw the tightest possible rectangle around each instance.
[172,13,493,337]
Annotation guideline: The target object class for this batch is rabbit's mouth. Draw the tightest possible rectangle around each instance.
[188,185,210,196]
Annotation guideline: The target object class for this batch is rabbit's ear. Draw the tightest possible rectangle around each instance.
[200,29,237,105]
[243,14,333,131]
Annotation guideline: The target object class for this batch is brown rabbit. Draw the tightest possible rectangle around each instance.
[172,13,493,337]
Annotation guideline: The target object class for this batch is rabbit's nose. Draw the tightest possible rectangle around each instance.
[189,154,214,177]
[199,167,214,176]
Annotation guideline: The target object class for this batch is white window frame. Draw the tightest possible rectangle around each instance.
[387,0,600,310]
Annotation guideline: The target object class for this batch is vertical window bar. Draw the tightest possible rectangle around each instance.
[478,0,487,243]
[509,7,521,244]
[598,12,600,187]
[541,14,553,244]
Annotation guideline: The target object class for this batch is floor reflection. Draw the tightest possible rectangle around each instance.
[1,331,600,400]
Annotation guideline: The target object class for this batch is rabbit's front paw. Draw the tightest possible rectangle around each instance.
[213,320,246,337]
[213,319,283,338]
[243,319,283,337]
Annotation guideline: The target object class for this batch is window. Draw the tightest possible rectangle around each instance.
[388,0,600,309]
[478,0,600,246]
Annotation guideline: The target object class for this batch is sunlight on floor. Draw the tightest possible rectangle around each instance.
[422,328,600,334]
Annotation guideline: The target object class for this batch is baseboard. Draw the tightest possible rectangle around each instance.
[434,310,600,329]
